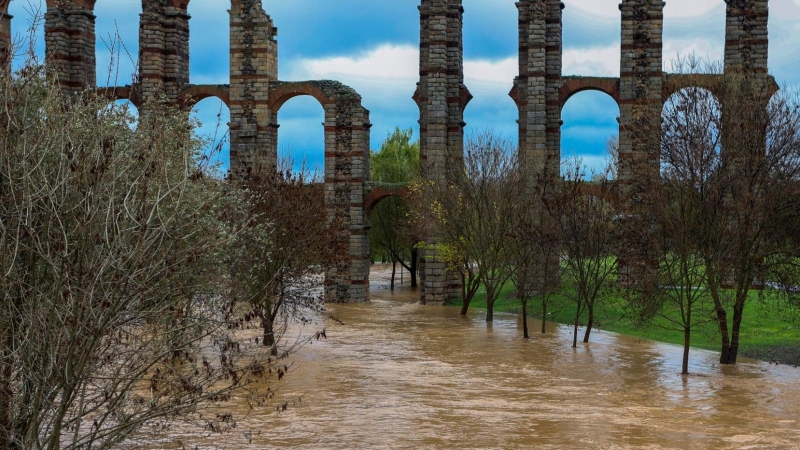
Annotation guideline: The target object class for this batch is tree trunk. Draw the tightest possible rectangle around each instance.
[541,297,547,334]
[486,287,496,322]
[522,298,529,339]
[582,304,594,343]
[410,248,418,288]
[725,301,746,365]
[682,326,691,375]
[263,322,278,357]
[708,269,732,364]
[460,271,470,315]
[390,259,396,291]
[573,309,580,348]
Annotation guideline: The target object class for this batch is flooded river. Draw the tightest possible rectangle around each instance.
[152,265,800,449]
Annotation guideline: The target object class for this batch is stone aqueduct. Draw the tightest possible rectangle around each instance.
[0,0,772,303]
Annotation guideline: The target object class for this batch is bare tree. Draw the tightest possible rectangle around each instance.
[652,82,723,374]
[0,65,277,449]
[228,162,345,357]
[646,57,800,365]
[547,160,619,347]
[506,168,560,338]
[415,132,518,320]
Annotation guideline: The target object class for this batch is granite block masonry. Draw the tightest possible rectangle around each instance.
[5,0,773,302]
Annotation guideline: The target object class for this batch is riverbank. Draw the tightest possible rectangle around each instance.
[448,283,800,367]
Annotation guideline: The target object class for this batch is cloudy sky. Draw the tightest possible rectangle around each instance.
[7,0,800,172]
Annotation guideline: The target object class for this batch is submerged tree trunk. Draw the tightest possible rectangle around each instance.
[682,326,691,375]
[521,298,529,339]
[573,309,580,348]
[390,259,397,291]
[583,304,594,343]
[708,269,732,364]
[486,286,497,322]
[263,321,278,357]
[460,271,469,315]
[410,248,418,288]
[541,297,547,334]
[721,301,745,365]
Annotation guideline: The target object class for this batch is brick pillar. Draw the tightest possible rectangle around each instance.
[723,0,770,145]
[163,5,190,102]
[415,0,470,304]
[513,0,562,294]
[544,1,563,177]
[44,0,97,96]
[1,1,10,70]
[513,0,547,170]
[618,0,664,289]
[724,0,769,76]
[137,1,189,106]
[228,0,277,179]
[323,98,372,303]
[138,3,166,105]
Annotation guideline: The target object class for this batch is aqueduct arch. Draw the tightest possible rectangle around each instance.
[1,0,776,302]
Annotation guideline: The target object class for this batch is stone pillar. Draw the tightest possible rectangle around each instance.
[544,1,563,177]
[1,1,11,70]
[228,0,277,179]
[323,97,372,303]
[163,5,190,102]
[617,0,664,289]
[724,0,769,76]
[513,0,562,294]
[137,0,190,106]
[723,0,770,146]
[415,0,470,304]
[138,3,167,105]
[513,0,547,171]
[44,0,97,96]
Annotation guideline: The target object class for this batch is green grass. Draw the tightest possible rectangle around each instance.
[451,282,800,358]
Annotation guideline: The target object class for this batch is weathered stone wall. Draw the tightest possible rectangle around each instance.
[44,0,96,96]
[229,0,278,178]
[415,0,470,304]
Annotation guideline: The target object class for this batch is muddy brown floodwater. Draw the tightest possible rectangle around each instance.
[149,265,800,449]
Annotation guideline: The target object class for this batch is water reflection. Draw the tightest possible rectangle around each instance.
[138,265,800,449]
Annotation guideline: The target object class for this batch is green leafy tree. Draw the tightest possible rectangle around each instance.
[370,128,420,289]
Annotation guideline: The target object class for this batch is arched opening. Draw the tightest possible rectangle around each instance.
[368,193,417,291]
[191,96,230,177]
[661,87,722,184]
[188,0,228,85]
[462,0,517,140]
[276,95,325,176]
[368,127,418,291]
[94,0,139,87]
[561,90,620,178]
[266,1,418,158]
[112,97,138,128]
[663,0,725,69]
[562,0,620,77]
